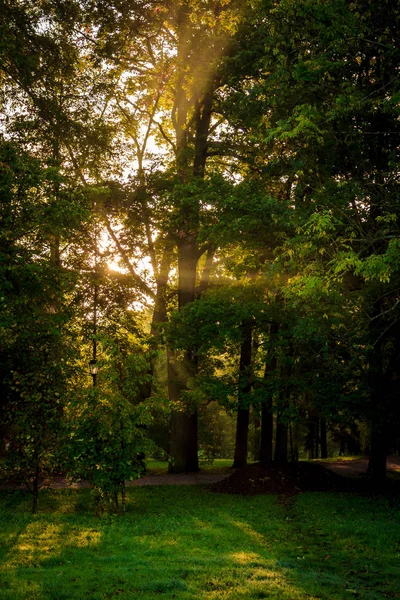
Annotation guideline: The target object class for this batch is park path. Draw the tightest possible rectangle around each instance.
[320,456,400,477]
[2,457,400,490]
[0,470,232,490]
[46,471,230,489]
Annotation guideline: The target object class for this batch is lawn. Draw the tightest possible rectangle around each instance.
[0,486,399,599]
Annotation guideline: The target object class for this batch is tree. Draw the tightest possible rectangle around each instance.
[0,139,86,512]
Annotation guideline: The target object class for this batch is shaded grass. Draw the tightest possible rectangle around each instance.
[0,486,399,599]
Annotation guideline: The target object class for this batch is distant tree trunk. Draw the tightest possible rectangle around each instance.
[274,357,290,465]
[315,418,319,459]
[306,410,318,460]
[292,422,299,461]
[274,416,288,464]
[320,418,328,458]
[367,422,388,483]
[232,320,253,469]
[32,450,39,514]
[260,323,279,467]
[253,412,261,462]
[121,485,126,513]
[260,402,274,466]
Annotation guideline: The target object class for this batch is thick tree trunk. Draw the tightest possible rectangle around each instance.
[169,410,199,472]
[167,16,215,472]
[232,321,253,469]
[168,241,199,473]
[320,418,328,458]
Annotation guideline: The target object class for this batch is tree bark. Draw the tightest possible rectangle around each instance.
[367,422,388,483]
[260,324,279,466]
[232,321,253,469]
[315,418,319,459]
[367,297,388,482]
[274,416,288,464]
[167,10,217,472]
[169,408,199,472]
[32,452,39,514]
[168,240,200,473]
[320,417,328,458]
[260,403,273,466]
[274,356,290,464]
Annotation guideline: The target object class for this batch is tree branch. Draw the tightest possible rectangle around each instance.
[370,298,400,321]
[103,216,156,300]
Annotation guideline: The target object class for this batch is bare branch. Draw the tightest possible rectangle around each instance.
[154,119,176,150]
[370,298,400,321]
[103,215,156,300]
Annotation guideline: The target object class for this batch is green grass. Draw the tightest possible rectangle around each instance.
[311,456,365,463]
[146,458,234,474]
[0,487,399,599]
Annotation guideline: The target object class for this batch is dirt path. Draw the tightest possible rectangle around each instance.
[0,471,232,490]
[2,457,399,491]
[319,456,400,477]
[48,472,231,489]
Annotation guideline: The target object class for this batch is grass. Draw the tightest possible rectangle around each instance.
[1,486,400,599]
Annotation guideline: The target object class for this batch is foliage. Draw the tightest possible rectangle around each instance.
[0,139,86,511]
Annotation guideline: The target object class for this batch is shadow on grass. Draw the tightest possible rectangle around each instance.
[0,486,400,599]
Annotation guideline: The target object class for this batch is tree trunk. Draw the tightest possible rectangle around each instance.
[260,403,273,466]
[274,416,288,464]
[121,484,126,513]
[168,241,200,473]
[320,418,328,458]
[32,455,39,514]
[260,324,279,466]
[292,422,299,462]
[367,423,388,483]
[274,355,290,465]
[232,320,253,469]
[252,412,261,462]
[366,297,388,482]
[306,410,318,459]
[167,14,216,472]
[169,409,199,472]
[232,408,250,469]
